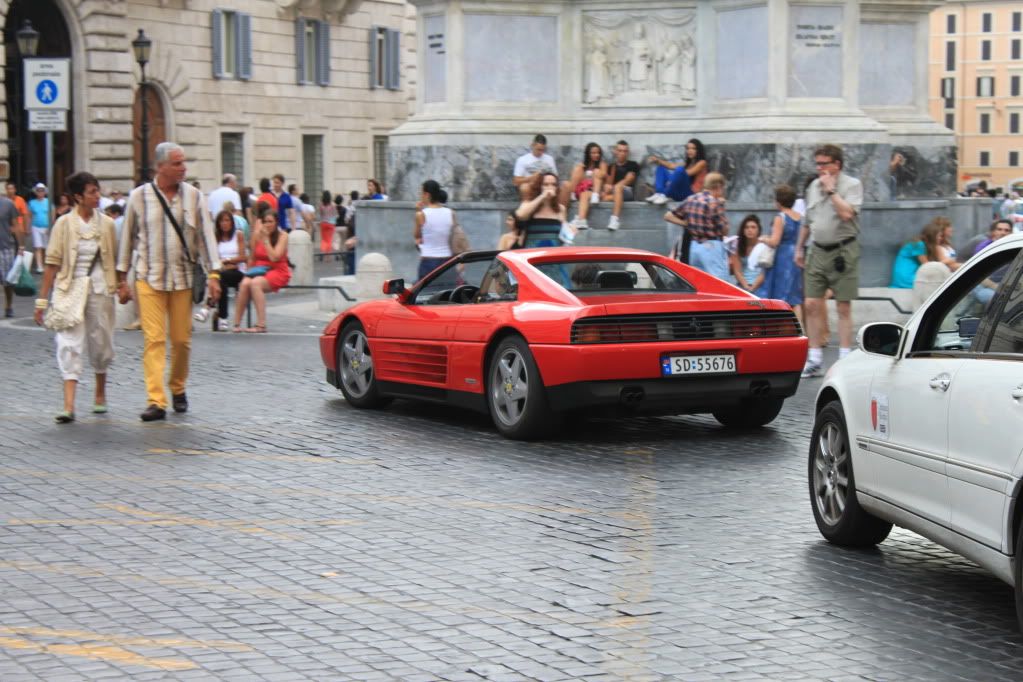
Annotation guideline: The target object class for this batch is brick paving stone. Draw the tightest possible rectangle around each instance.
[1,290,1023,681]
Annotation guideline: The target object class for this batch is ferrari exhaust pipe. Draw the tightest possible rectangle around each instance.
[749,380,771,396]
[619,386,645,406]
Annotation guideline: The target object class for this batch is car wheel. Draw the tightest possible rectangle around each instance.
[712,397,784,429]
[487,335,558,440]
[809,400,892,547]
[337,321,391,409]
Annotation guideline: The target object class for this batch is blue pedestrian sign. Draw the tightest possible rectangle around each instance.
[24,58,70,110]
[36,80,58,105]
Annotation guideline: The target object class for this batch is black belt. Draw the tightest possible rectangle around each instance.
[815,236,856,252]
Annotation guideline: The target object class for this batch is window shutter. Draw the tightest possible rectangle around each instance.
[387,29,400,90]
[316,21,331,86]
[369,26,378,89]
[238,13,252,80]
[296,17,306,84]
[212,9,225,79]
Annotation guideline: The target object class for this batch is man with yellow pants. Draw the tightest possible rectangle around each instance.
[116,142,221,421]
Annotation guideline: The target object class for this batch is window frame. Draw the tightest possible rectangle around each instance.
[947,14,957,34]
[946,41,956,72]
[1011,112,1021,135]
[1012,75,1021,97]
[977,75,995,97]
[979,255,1023,357]
[296,17,331,86]
[220,132,245,185]
[369,27,401,90]
[979,150,991,167]
[1010,150,1020,167]
[980,111,991,135]
[981,39,992,61]
[982,12,993,33]
[212,9,252,81]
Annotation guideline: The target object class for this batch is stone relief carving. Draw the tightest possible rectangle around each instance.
[583,10,696,106]
[274,0,356,20]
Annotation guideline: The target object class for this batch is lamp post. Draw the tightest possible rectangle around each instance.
[132,29,153,183]
[17,20,40,189]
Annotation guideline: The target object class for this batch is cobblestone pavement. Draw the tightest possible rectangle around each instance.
[1,285,1022,681]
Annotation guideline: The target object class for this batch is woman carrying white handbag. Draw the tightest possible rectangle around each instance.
[34,172,119,423]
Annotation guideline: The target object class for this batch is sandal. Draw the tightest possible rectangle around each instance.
[55,411,75,424]
[232,325,243,333]
[244,325,267,333]
[92,404,108,414]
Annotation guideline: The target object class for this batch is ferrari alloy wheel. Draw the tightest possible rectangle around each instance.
[337,322,390,409]
[1014,519,1023,632]
[712,397,783,429]
[808,401,891,547]
[487,336,557,440]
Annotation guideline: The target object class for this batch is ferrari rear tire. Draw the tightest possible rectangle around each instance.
[486,336,557,440]
[337,321,391,409]
[809,401,892,547]
[712,397,784,429]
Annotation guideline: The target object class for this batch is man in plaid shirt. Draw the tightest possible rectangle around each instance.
[668,172,730,279]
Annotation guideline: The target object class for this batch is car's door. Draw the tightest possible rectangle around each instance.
[865,265,995,526]
[372,257,492,387]
[946,248,1023,551]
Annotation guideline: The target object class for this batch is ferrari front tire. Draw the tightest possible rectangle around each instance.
[809,401,892,547]
[337,321,391,409]
[487,336,557,440]
[712,397,784,429]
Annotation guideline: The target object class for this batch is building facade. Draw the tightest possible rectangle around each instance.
[929,1,1023,193]
[1,0,414,199]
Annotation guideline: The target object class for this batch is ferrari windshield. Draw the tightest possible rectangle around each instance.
[534,260,696,294]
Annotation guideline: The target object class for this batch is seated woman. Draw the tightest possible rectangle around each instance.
[497,211,525,251]
[516,172,569,247]
[208,209,247,330]
[646,138,709,204]
[890,233,928,289]
[565,143,607,230]
[231,210,290,333]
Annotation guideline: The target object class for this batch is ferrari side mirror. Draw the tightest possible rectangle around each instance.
[382,278,406,296]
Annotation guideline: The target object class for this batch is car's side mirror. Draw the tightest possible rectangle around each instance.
[382,278,406,296]
[957,316,981,339]
[857,322,903,357]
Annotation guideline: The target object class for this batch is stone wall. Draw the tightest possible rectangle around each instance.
[355,198,992,288]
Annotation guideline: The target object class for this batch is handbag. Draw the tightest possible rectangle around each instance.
[44,251,99,331]
[758,244,777,269]
[14,261,37,296]
[449,222,470,255]
[152,183,206,304]
[244,265,270,277]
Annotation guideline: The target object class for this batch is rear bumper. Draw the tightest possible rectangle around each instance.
[545,372,801,415]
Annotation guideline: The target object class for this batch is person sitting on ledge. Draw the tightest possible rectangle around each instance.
[596,140,639,231]
[646,138,708,205]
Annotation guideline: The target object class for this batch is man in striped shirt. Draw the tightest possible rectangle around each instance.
[116,142,222,422]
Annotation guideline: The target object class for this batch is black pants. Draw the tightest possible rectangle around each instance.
[680,231,693,264]
[216,268,245,320]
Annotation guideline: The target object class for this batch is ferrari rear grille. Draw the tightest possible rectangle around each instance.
[571,310,802,344]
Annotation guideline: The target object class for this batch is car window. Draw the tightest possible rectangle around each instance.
[987,266,1023,355]
[912,247,1020,353]
[412,258,495,305]
[475,261,518,303]
[533,260,695,294]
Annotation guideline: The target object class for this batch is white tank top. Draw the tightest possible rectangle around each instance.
[420,206,453,258]
[217,235,246,272]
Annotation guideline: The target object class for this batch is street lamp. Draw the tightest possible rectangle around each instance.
[132,29,153,183]
[17,20,40,189]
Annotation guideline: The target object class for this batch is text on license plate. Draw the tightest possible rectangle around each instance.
[662,354,736,376]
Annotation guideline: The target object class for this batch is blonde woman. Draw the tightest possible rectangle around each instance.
[34,172,119,423]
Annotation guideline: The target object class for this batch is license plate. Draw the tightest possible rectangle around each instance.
[661,354,736,376]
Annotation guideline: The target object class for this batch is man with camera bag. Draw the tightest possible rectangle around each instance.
[795,144,863,378]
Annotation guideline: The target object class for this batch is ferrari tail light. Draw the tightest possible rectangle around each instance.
[572,311,801,344]
[576,326,603,343]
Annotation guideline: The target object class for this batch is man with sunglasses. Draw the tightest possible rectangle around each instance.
[795,144,863,378]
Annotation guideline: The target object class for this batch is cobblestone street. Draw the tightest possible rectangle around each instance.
[2,290,1022,680]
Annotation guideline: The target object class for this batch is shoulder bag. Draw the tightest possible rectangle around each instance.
[44,250,99,331]
[152,183,206,304]
[449,212,470,255]
[757,214,780,269]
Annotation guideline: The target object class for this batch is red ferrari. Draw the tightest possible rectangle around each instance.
[320,247,808,439]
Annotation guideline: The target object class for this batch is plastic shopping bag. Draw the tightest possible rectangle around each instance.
[14,258,37,296]
[5,253,24,284]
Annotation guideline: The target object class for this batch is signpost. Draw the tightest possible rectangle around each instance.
[24,58,69,223]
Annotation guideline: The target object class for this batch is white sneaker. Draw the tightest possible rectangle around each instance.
[559,224,576,245]
[652,193,670,205]
[590,196,599,206]
[571,217,589,230]
[607,215,621,231]
[193,308,210,323]
[644,193,659,203]
[800,361,824,378]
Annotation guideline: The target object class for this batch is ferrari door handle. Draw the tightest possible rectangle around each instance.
[928,374,951,392]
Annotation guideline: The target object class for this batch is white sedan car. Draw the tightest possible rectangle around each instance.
[809,232,1023,629]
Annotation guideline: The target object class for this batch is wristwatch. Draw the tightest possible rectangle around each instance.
[826,190,836,196]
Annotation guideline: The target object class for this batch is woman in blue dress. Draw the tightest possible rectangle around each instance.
[756,184,804,325]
